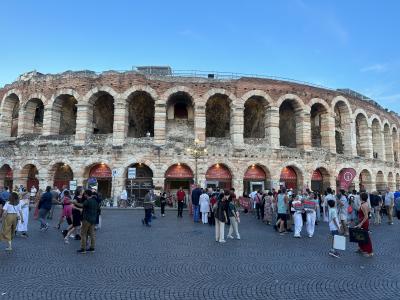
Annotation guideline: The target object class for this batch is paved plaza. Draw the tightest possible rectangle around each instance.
[0,209,399,300]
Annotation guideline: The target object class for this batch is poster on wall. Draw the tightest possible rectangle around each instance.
[69,180,77,191]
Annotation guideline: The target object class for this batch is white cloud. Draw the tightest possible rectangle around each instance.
[360,63,388,73]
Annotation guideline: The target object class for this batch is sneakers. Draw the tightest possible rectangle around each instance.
[363,252,374,258]
[5,247,12,251]
[329,251,340,258]
[77,249,86,254]
[227,235,234,239]
[64,238,69,244]
[86,248,95,253]
[294,235,301,238]
[218,240,226,243]
[236,236,241,240]
[69,234,75,239]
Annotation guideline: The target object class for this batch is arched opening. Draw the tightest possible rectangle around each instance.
[125,163,153,206]
[359,169,372,192]
[127,91,155,138]
[205,164,232,190]
[396,173,400,191]
[244,96,267,139]
[91,92,114,134]
[384,124,393,161]
[388,172,395,191]
[243,164,270,195]
[310,103,328,148]
[279,99,302,148]
[52,94,77,135]
[392,128,399,162]
[86,163,112,198]
[355,113,369,157]
[311,168,330,193]
[206,94,230,138]
[1,93,20,137]
[280,166,303,191]
[164,164,194,198]
[376,171,385,193]
[24,98,44,135]
[371,119,383,159]
[52,163,73,190]
[21,164,39,191]
[0,164,13,189]
[334,101,351,155]
[166,92,194,138]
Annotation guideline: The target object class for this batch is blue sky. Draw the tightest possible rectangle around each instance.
[1,0,399,112]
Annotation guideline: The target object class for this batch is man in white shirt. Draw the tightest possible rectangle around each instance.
[120,189,128,208]
[30,185,37,203]
[384,187,394,225]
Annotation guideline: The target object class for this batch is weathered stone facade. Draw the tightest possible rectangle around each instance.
[0,70,399,199]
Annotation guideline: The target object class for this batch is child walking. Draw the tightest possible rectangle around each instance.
[328,199,341,258]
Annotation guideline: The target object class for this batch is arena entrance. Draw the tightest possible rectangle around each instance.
[22,164,39,191]
[88,164,112,198]
[280,166,300,191]
[0,164,13,189]
[205,164,232,190]
[53,163,73,190]
[243,164,269,195]
[311,168,330,193]
[164,164,194,201]
[126,163,153,207]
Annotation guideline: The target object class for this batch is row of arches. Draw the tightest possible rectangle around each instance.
[1,87,399,160]
[2,162,398,200]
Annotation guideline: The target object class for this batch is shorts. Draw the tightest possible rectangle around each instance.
[277,213,287,221]
[66,217,72,226]
[330,230,339,236]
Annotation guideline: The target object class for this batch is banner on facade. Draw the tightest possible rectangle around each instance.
[338,168,357,190]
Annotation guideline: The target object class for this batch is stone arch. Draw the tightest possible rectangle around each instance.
[308,98,330,149]
[355,112,370,157]
[21,163,40,191]
[126,90,155,137]
[0,92,20,137]
[243,95,268,138]
[123,158,157,177]
[23,97,45,135]
[205,163,233,190]
[205,91,233,138]
[242,163,271,193]
[49,162,74,189]
[165,90,195,120]
[311,166,331,193]
[388,172,395,191]
[279,163,304,191]
[122,85,158,104]
[50,91,79,135]
[164,163,195,193]
[240,90,274,107]
[371,118,384,159]
[87,90,115,134]
[376,171,386,192]
[0,164,13,189]
[278,96,304,148]
[83,162,113,197]
[83,86,119,104]
[383,122,393,161]
[359,169,373,192]
[332,97,352,155]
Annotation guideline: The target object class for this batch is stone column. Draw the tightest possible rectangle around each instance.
[112,100,127,147]
[352,177,360,192]
[42,108,53,136]
[380,130,386,161]
[265,106,280,148]
[296,108,311,150]
[111,167,125,205]
[348,121,358,157]
[38,169,49,191]
[322,113,336,153]
[74,104,92,147]
[17,109,28,135]
[365,127,373,159]
[154,103,166,146]
[194,103,206,145]
[231,107,244,147]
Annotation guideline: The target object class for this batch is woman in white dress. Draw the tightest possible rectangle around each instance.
[199,190,210,224]
[17,192,30,237]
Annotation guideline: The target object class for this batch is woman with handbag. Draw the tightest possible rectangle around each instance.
[213,190,229,243]
[0,192,24,251]
[355,192,374,257]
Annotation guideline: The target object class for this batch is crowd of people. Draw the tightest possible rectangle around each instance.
[0,182,399,258]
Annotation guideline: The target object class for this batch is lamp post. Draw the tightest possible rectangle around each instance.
[186,139,207,185]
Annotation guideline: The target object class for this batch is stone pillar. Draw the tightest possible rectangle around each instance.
[380,130,386,161]
[231,107,244,147]
[17,109,28,135]
[112,100,127,147]
[194,103,206,145]
[322,113,336,153]
[74,104,92,147]
[352,177,360,192]
[38,169,49,191]
[385,133,394,162]
[329,175,337,191]
[42,107,58,136]
[111,168,125,205]
[154,103,166,146]
[232,177,243,198]
[365,127,373,159]
[265,106,280,148]
[348,121,358,157]
[296,109,311,150]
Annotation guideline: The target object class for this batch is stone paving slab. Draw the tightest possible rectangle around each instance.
[0,209,399,300]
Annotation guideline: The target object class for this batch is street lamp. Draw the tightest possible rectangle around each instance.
[186,139,207,185]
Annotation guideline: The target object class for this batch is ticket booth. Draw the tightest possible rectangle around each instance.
[243,165,269,194]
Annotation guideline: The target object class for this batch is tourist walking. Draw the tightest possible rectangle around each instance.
[276,189,289,235]
[77,190,100,254]
[191,185,202,223]
[355,192,374,257]
[142,189,155,227]
[0,192,24,251]
[327,198,341,258]
[160,191,167,216]
[227,197,240,240]
[384,187,394,225]
[199,189,210,224]
[176,187,185,218]
[214,190,229,243]
[17,192,30,237]
[337,190,349,236]
[370,192,383,225]
[38,186,53,231]
[255,190,262,219]
[292,195,304,238]
[57,190,73,230]
[263,191,274,225]
[120,189,128,208]
[305,193,318,238]
[64,188,84,242]
[30,185,37,204]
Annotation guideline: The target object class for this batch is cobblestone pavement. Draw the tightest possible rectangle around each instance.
[0,209,399,300]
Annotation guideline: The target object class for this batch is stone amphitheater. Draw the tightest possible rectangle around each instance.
[0,67,399,200]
